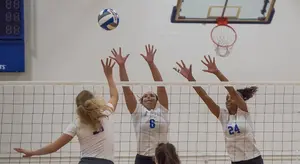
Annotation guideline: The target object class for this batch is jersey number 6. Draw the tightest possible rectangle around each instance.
[228,124,240,135]
[150,119,155,128]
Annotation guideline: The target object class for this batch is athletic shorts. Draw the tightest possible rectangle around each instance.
[231,155,263,164]
[79,157,114,164]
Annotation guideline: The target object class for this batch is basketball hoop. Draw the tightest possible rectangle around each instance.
[210,0,237,57]
[211,17,237,57]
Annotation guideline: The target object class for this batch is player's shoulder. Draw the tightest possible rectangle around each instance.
[154,103,167,112]
[72,117,80,127]
[132,104,144,113]
[219,108,228,115]
[131,104,147,120]
[102,103,114,115]
[217,108,229,121]
[74,117,88,129]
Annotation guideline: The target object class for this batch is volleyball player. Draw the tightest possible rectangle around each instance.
[109,44,169,164]
[174,55,263,164]
[14,58,119,164]
[154,142,181,164]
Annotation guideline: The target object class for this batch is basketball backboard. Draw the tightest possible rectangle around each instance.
[171,0,276,24]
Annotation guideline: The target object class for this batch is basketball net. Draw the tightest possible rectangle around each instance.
[210,0,237,57]
[211,17,237,57]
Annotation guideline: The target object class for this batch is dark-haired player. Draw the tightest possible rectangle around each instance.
[109,45,169,164]
[154,142,180,164]
[174,55,263,164]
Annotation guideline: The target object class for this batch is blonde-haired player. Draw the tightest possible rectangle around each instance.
[174,55,263,164]
[109,44,169,164]
[14,58,119,164]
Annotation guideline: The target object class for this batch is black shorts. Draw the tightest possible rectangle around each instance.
[79,157,114,164]
[134,154,155,164]
[232,155,264,164]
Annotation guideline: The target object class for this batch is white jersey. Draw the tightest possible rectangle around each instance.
[131,103,169,156]
[218,108,261,162]
[63,103,115,162]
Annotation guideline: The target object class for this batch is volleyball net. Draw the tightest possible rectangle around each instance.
[0,81,300,164]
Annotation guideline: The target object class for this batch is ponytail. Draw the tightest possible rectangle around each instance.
[237,86,258,101]
[76,90,109,131]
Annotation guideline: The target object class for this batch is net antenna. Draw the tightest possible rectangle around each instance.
[210,0,237,57]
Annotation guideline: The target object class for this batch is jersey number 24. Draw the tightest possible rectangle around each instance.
[150,119,155,128]
[228,124,240,135]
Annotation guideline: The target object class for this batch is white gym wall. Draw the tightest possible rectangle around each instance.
[0,0,299,82]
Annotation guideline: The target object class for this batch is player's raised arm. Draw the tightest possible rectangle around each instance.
[173,60,220,118]
[140,44,168,109]
[109,48,137,114]
[201,55,250,112]
[101,58,118,111]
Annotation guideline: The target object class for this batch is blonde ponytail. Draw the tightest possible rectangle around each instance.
[75,90,110,131]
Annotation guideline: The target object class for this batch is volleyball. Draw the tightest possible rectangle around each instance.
[98,8,119,31]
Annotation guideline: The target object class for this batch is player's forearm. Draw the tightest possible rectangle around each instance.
[32,144,56,156]
[214,70,229,82]
[148,62,166,94]
[148,63,163,81]
[106,75,118,99]
[214,70,236,93]
[187,77,209,97]
[119,65,131,89]
[119,65,134,96]
[148,62,168,108]
[118,65,136,111]
[119,65,129,81]
[188,78,219,113]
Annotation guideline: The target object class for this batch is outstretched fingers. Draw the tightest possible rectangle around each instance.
[173,67,180,73]
[105,57,109,66]
[118,47,122,55]
[124,54,130,60]
[111,47,122,57]
[208,55,215,63]
[145,44,157,55]
[101,59,105,68]
[140,53,146,59]
[109,58,112,66]
[204,55,214,63]
[203,55,209,64]
[111,62,116,68]
[111,48,117,56]
[181,60,186,68]
[201,59,207,66]
[108,56,116,61]
[176,61,183,69]
[101,58,115,68]
[107,58,116,68]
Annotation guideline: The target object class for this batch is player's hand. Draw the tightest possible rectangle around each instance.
[14,148,34,158]
[101,58,115,77]
[109,47,130,66]
[140,44,157,64]
[201,55,219,74]
[173,60,194,81]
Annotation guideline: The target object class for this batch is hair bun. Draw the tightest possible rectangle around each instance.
[237,86,258,101]
[249,86,258,92]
